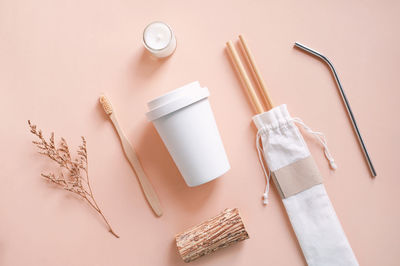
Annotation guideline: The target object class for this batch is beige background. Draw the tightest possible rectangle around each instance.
[1,0,399,265]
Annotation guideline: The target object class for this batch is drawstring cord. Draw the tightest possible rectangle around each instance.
[292,118,337,170]
[256,117,336,205]
[256,128,270,205]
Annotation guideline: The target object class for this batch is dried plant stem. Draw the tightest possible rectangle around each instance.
[28,120,119,238]
[84,169,119,238]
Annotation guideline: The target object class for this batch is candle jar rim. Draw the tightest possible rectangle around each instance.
[143,21,174,52]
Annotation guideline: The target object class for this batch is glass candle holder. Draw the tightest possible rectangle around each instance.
[143,21,176,58]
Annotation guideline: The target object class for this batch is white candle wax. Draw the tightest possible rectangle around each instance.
[143,21,176,58]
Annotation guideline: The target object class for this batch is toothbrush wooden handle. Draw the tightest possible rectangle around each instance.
[110,114,163,217]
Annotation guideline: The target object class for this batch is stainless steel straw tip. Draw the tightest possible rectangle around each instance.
[294,42,306,49]
[294,42,325,59]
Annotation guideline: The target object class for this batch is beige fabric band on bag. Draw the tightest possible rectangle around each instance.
[272,156,322,199]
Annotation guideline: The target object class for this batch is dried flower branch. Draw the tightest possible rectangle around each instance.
[28,120,119,238]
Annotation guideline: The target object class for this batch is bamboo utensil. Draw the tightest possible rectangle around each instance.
[226,37,273,113]
[238,35,274,110]
[99,95,163,217]
[226,41,265,114]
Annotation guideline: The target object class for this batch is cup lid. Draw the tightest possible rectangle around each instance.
[146,81,210,121]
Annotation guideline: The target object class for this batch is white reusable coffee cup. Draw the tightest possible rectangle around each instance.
[146,81,230,187]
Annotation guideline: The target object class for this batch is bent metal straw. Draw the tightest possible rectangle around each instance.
[294,42,376,177]
[226,36,359,265]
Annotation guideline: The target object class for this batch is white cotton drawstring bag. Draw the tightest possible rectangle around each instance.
[254,104,359,266]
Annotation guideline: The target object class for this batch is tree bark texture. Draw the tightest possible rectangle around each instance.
[175,208,249,263]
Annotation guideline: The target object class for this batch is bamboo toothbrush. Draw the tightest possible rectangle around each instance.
[99,95,163,217]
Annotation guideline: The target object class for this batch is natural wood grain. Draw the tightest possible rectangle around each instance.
[226,41,264,114]
[109,113,163,217]
[238,35,274,111]
[175,208,249,263]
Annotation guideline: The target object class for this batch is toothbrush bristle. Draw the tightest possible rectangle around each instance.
[99,95,113,115]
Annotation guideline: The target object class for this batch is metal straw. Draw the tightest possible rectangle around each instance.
[294,42,377,177]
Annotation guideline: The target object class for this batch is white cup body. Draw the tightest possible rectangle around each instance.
[146,82,230,187]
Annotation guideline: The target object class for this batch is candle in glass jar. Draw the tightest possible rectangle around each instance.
[143,21,176,58]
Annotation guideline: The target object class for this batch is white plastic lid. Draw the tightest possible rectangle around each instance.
[146,81,210,121]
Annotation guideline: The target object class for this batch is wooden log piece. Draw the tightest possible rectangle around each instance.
[175,208,250,263]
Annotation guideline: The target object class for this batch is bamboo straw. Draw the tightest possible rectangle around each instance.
[238,35,274,110]
[226,41,264,114]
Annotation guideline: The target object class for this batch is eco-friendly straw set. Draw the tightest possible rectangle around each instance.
[99,21,375,264]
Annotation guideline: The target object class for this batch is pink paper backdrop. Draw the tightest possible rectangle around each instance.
[1,0,399,265]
